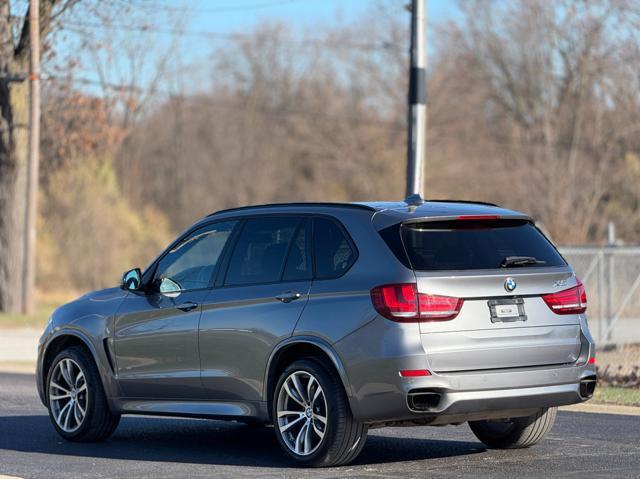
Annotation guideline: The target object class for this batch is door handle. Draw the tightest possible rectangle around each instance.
[276,292,302,304]
[176,301,199,312]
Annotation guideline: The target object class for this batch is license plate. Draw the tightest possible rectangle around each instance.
[488,298,527,323]
[495,304,519,318]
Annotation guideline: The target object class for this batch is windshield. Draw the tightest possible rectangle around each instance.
[400,219,566,271]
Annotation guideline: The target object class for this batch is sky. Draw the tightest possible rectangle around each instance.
[185,0,459,33]
[176,0,459,86]
[52,0,461,97]
[183,0,459,61]
[175,0,459,84]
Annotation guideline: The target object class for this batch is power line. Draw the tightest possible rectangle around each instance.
[42,73,405,131]
[116,0,304,14]
[60,20,402,52]
[8,0,300,20]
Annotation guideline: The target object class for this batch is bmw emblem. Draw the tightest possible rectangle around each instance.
[504,277,517,292]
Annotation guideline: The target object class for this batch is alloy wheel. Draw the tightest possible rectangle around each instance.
[276,370,328,456]
[48,358,88,433]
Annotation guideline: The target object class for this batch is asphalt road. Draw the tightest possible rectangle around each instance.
[1,373,639,479]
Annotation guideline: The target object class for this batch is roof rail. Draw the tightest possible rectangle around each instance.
[426,199,500,207]
[206,202,376,218]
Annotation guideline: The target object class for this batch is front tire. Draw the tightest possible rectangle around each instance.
[469,407,557,449]
[46,346,120,442]
[272,358,368,467]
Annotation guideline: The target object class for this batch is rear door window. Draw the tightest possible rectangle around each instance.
[224,217,300,286]
[313,217,356,279]
[401,219,566,271]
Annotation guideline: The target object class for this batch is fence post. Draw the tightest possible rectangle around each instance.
[606,222,616,344]
[597,250,605,343]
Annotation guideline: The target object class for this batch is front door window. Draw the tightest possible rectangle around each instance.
[153,220,237,292]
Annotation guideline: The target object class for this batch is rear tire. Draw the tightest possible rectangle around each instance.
[46,346,120,442]
[272,358,368,467]
[469,407,557,449]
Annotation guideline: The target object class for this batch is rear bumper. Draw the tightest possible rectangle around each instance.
[406,378,592,426]
[337,314,597,425]
[352,361,596,425]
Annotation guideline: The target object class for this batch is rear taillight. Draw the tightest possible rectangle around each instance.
[541,278,587,315]
[371,283,463,322]
[371,284,419,319]
[418,293,464,320]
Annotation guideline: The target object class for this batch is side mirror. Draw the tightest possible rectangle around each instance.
[122,268,142,291]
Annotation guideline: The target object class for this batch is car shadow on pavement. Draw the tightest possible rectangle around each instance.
[0,414,485,468]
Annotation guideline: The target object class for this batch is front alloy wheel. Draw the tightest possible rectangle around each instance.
[46,346,120,442]
[276,370,328,456]
[49,358,88,433]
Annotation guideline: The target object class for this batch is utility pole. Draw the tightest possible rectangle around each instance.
[405,0,427,199]
[22,0,40,314]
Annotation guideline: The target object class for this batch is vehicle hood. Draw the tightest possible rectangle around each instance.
[50,286,128,328]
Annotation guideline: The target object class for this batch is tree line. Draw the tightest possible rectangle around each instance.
[1,0,639,312]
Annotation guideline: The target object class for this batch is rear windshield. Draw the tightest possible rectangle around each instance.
[398,219,566,271]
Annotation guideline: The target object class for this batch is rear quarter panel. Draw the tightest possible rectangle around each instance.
[292,209,417,420]
[292,208,414,344]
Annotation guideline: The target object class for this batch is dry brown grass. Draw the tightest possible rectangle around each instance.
[596,344,640,388]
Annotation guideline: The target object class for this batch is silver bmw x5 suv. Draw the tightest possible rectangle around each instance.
[36,197,596,467]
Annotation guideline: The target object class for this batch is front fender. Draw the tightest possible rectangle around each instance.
[37,326,120,410]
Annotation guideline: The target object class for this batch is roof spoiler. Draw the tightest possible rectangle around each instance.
[427,199,500,207]
[404,195,500,208]
[402,213,532,225]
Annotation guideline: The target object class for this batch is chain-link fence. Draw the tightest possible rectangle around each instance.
[560,246,640,347]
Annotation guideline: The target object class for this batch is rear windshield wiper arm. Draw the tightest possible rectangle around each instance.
[500,256,547,268]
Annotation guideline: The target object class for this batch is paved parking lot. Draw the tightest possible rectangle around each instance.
[1,372,639,478]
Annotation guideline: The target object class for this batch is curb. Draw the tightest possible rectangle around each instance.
[0,362,36,374]
[0,327,40,364]
[560,402,640,416]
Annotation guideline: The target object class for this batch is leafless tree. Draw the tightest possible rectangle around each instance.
[114,1,640,246]
[0,0,183,311]
[7,0,639,299]
[430,0,640,243]
[0,0,81,312]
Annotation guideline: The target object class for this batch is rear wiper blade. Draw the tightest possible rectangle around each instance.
[500,256,546,268]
